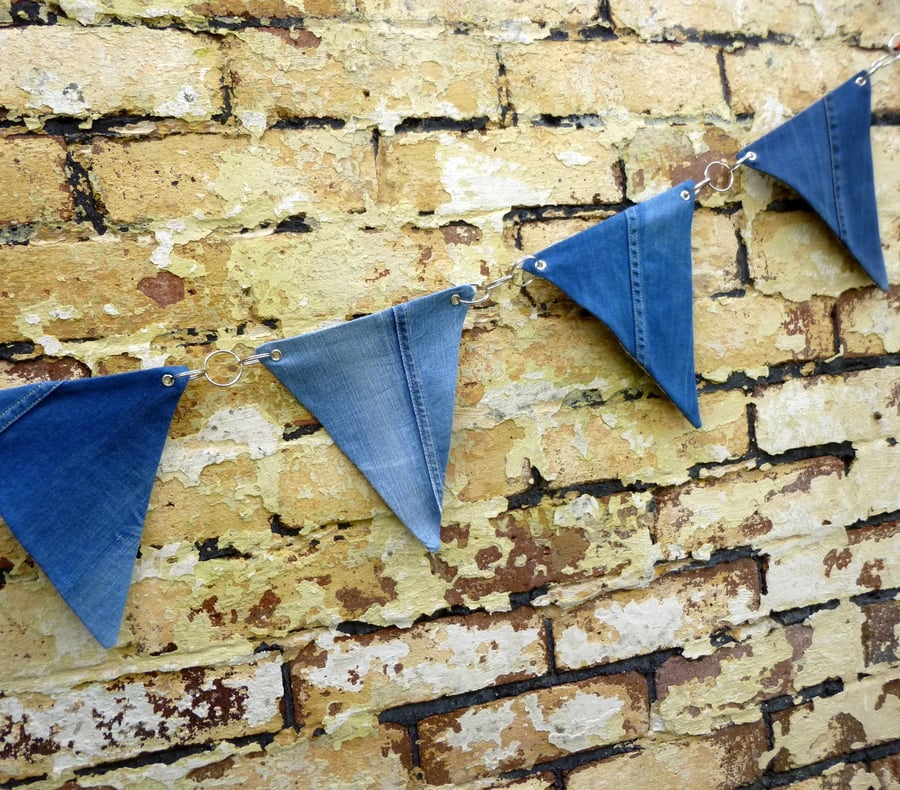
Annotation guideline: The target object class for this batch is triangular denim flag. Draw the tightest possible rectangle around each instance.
[0,367,189,648]
[740,73,888,290]
[257,285,475,552]
[522,182,701,427]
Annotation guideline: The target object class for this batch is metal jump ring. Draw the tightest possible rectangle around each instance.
[202,349,244,388]
[703,160,735,193]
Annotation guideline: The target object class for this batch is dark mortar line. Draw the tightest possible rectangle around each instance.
[66,732,277,780]
[282,421,323,441]
[543,617,558,680]
[43,114,171,141]
[194,537,252,562]
[392,116,490,134]
[503,201,634,225]
[735,224,753,285]
[844,508,900,533]
[709,287,747,299]
[577,25,618,41]
[499,740,641,783]
[280,661,298,731]
[716,48,732,108]
[10,0,57,25]
[744,737,900,789]
[64,148,106,236]
[596,0,613,26]
[378,648,681,728]
[509,585,551,611]
[851,586,900,607]
[273,213,314,233]
[531,113,606,129]
[830,300,843,358]
[495,47,516,129]
[770,598,841,626]
[658,543,762,575]
[271,116,347,130]
[871,112,900,126]
[0,340,37,361]
[407,722,422,768]
[505,465,653,512]
[657,28,796,49]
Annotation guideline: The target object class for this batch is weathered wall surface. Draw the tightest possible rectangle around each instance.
[0,1,898,787]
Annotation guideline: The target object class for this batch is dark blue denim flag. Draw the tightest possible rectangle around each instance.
[740,73,888,290]
[257,285,475,552]
[522,182,701,427]
[0,367,189,648]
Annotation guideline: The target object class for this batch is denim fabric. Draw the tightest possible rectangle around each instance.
[258,285,475,552]
[0,367,189,648]
[522,182,701,427]
[740,73,888,290]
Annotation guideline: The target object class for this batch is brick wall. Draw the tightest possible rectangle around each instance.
[0,1,898,787]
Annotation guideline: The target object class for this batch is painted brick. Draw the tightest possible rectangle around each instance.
[552,559,762,672]
[418,673,649,785]
[763,519,900,614]
[566,721,768,790]
[376,126,624,218]
[744,209,871,301]
[653,449,900,561]
[0,136,70,224]
[57,0,354,26]
[872,125,900,284]
[695,292,834,382]
[753,368,900,454]
[89,128,375,227]
[861,597,900,668]
[357,0,597,32]
[837,285,900,356]
[228,24,500,134]
[431,491,658,607]
[725,44,900,133]
[537,388,749,490]
[767,670,900,772]
[621,123,743,205]
[290,607,548,737]
[0,237,235,350]
[0,27,223,123]
[656,605,866,735]
[37,726,411,789]
[502,39,729,121]
[0,654,283,781]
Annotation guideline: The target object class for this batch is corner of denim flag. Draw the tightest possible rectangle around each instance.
[522,182,701,427]
[258,285,475,552]
[740,72,888,291]
[0,367,189,648]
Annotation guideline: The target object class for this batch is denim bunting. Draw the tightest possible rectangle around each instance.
[0,367,189,648]
[740,73,888,290]
[522,182,701,427]
[257,285,474,552]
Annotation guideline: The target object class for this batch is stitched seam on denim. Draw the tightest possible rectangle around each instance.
[625,209,648,367]
[393,304,443,509]
[0,382,62,435]
[823,92,847,241]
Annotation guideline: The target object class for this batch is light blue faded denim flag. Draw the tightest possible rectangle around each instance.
[522,182,701,427]
[257,285,475,552]
[0,367,189,648]
[740,73,888,290]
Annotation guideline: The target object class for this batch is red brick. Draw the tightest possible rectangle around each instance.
[861,598,900,668]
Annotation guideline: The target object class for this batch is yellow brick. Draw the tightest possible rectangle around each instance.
[753,368,900,454]
[228,24,500,134]
[377,126,623,216]
[89,128,376,226]
[552,560,762,670]
[725,44,900,130]
[502,39,729,120]
[745,210,870,301]
[0,136,70,224]
[836,285,900,355]
[611,0,825,43]
[695,292,834,380]
[0,27,223,123]
[357,0,597,31]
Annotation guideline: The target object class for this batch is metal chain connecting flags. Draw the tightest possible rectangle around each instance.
[0,37,897,647]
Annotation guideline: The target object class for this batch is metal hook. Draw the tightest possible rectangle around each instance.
[856,33,900,85]
[451,255,545,305]
[681,151,757,200]
[161,348,283,387]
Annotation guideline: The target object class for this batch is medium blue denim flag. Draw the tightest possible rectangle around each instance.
[257,285,475,552]
[740,74,888,290]
[0,367,189,648]
[522,182,701,427]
